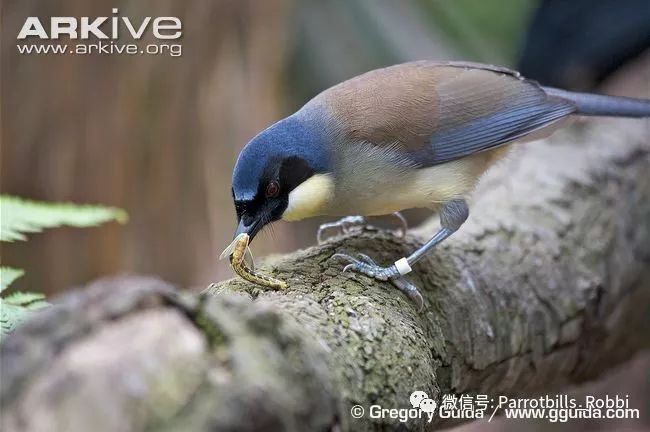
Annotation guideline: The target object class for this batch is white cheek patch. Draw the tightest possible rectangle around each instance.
[282,174,334,221]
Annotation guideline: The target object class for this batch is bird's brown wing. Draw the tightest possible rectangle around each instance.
[317,61,576,167]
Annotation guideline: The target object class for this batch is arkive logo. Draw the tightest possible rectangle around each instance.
[17,8,182,40]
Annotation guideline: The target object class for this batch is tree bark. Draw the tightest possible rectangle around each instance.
[2,118,649,432]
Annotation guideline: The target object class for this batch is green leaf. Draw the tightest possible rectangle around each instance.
[0,195,128,242]
[3,291,47,305]
[1,298,49,339]
[1,267,25,293]
[0,286,50,340]
[0,269,49,340]
[0,195,121,339]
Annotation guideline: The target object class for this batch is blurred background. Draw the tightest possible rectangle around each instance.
[1,0,649,429]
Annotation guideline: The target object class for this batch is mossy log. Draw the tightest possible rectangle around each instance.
[2,119,649,431]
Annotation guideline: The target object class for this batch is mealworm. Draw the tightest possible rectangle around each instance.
[219,233,287,290]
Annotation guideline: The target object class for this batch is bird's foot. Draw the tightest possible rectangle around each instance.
[317,216,367,244]
[332,252,424,311]
[333,252,398,280]
[317,212,408,244]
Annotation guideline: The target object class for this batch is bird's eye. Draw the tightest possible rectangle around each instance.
[265,180,280,198]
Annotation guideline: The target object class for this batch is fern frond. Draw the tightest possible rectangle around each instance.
[1,267,25,293]
[3,291,47,305]
[0,274,49,340]
[1,298,49,339]
[0,267,49,340]
[0,195,128,242]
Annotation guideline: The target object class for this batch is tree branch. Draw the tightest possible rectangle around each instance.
[2,119,649,432]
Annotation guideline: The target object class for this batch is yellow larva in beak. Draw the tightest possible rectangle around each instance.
[219,233,287,290]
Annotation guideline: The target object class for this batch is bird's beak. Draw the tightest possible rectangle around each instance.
[234,217,263,242]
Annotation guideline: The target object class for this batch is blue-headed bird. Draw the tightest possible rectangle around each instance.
[229,61,650,309]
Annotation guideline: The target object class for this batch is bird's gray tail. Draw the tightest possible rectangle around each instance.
[543,87,650,118]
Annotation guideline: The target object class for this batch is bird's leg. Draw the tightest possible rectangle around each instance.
[333,199,469,309]
[402,199,468,267]
[388,211,409,238]
[317,212,408,244]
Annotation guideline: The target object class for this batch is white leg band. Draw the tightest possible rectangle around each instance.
[394,257,412,276]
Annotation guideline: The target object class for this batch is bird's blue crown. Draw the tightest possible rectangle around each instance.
[232,112,330,201]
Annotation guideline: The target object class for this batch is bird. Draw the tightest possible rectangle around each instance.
[229,60,650,310]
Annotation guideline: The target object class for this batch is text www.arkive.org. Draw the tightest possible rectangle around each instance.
[16,41,182,57]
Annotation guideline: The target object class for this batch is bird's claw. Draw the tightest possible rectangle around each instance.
[317,216,367,244]
[317,212,408,244]
[391,277,424,312]
[332,253,398,280]
[332,252,424,311]
[390,212,408,238]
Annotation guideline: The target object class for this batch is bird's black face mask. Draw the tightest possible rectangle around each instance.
[233,193,285,242]
[231,156,314,242]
